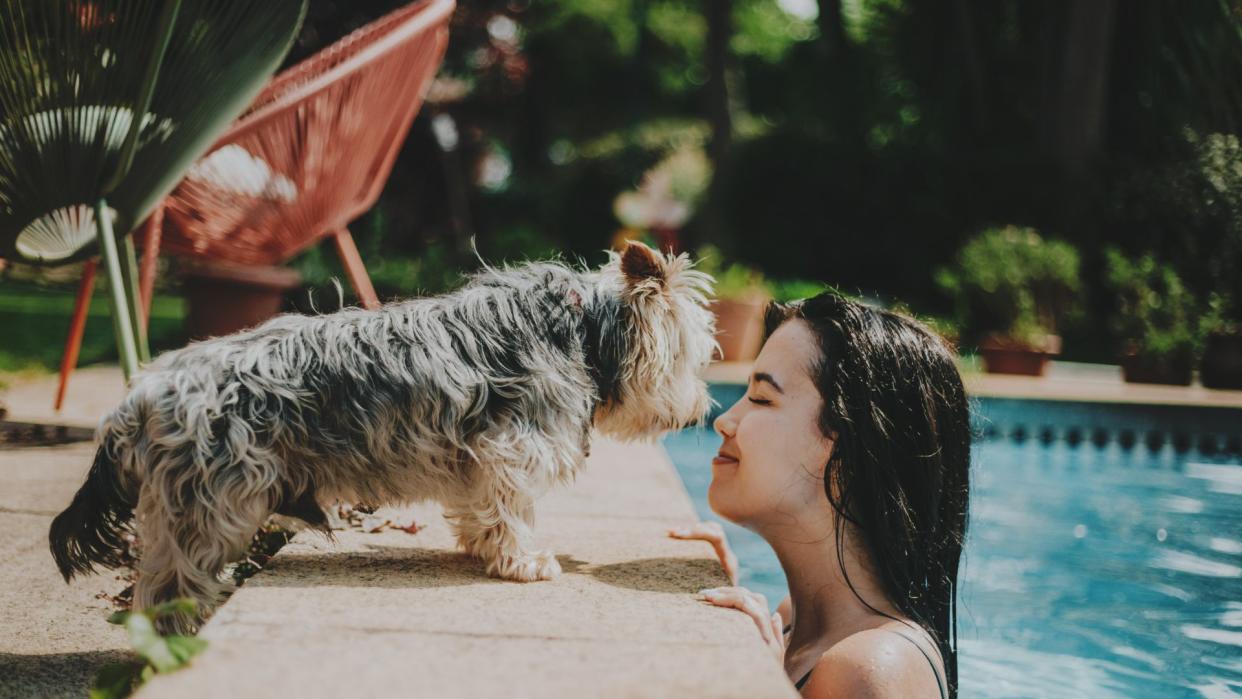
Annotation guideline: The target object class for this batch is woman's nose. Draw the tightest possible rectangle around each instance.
[714,400,740,438]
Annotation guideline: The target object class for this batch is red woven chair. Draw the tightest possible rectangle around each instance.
[56,0,455,410]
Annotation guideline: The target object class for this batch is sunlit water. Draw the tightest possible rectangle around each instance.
[662,399,1242,698]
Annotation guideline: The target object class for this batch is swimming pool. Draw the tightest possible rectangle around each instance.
[662,387,1242,698]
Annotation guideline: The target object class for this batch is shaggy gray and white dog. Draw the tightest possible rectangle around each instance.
[50,242,716,629]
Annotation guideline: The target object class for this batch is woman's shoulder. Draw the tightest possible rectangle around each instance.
[800,623,945,698]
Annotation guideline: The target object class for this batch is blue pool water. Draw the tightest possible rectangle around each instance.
[662,393,1242,698]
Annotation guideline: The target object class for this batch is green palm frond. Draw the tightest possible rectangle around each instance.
[0,0,308,265]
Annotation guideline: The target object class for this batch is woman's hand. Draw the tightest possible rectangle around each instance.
[696,586,786,664]
[667,520,738,586]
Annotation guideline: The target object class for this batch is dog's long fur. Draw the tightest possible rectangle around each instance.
[50,242,715,630]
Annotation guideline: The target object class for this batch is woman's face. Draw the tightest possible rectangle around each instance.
[709,319,835,529]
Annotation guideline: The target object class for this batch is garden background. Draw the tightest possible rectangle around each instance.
[3,0,1241,372]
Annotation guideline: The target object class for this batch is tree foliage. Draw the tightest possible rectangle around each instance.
[288,0,1242,359]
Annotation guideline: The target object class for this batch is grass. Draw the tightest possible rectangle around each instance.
[0,281,188,373]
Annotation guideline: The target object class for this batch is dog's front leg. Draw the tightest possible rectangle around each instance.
[448,481,561,582]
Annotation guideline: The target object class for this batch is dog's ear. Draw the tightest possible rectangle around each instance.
[621,241,666,288]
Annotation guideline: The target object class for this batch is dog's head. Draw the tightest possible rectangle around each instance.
[589,241,717,440]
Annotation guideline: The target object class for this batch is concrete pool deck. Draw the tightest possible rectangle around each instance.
[0,367,797,698]
[3,360,1238,697]
[0,440,132,699]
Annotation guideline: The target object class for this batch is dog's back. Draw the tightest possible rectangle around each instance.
[57,261,599,545]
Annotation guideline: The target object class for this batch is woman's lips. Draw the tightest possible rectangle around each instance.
[712,454,738,467]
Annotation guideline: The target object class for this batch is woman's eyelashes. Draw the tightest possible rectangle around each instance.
[747,395,772,406]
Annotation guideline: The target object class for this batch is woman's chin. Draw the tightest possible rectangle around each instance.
[706,482,740,522]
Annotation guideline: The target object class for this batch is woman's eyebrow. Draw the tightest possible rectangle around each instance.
[751,372,784,393]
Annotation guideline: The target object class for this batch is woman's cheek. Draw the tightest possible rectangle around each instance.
[734,409,772,464]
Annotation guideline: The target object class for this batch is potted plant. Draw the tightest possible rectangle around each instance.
[1192,133,1242,389]
[180,258,303,340]
[936,226,1080,376]
[695,244,769,361]
[1114,131,1242,388]
[1103,249,1198,385]
[1201,294,1242,389]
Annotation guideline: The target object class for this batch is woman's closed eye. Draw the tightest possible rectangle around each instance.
[747,395,772,406]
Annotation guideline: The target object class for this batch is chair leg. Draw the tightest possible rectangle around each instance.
[120,234,150,364]
[55,259,98,412]
[96,198,140,382]
[138,206,163,333]
[331,227,380,311]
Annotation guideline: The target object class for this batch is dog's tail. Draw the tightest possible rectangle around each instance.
[49,439,135,582]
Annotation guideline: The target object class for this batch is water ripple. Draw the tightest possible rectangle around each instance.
[1182,625,1242,647]
[1151,550,1242,578]
[1187,462,1242,496]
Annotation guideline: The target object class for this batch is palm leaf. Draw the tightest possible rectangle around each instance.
[0,0,308,265]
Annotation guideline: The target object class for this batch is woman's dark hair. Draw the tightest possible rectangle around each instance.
[765,292,971,698]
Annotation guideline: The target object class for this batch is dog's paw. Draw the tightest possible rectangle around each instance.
[489,550,562,582]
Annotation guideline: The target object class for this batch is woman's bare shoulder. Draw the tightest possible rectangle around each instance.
[799,624,944,698]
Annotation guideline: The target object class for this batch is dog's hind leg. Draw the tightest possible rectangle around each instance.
[131,482,272,633]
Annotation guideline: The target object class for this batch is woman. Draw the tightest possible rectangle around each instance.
[669,293,970,697]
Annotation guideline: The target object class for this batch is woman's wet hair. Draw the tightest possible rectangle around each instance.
[765,292,970,698]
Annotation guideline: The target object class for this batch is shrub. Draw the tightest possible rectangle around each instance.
[936,226,1081,347]
[1103,248,1200,362]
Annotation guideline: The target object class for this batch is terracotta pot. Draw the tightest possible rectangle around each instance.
[1120,350,1193,386]
[181,259,302,340]
[710,295,768,361]
[978,334,1060,376]
[1201,332,1242,390]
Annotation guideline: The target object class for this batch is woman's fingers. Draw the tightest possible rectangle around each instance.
[698,587,775,645]
[667,521,725,543]
[668,522,738,585]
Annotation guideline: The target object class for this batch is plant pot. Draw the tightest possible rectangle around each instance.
[1120,350,1193,386]
[978,334,1060,376]
[710,295,768,362]
[181,259,302,340]
[1201,332,1242,390]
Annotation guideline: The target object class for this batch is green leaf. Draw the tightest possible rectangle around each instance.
[124,612,182,673]
[0,1,308,265]
[164,635,208,665]
[146,598,198,621]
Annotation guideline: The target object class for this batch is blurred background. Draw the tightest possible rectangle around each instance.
[4,0,1242,379]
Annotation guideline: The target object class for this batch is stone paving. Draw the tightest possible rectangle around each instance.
[0,441,132,698]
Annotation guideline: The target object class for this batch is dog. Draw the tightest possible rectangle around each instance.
[50,241,716,630]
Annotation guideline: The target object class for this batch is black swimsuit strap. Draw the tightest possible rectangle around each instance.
[885,629,947,699]
[782,626,946,698]
[783,626,814,690]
